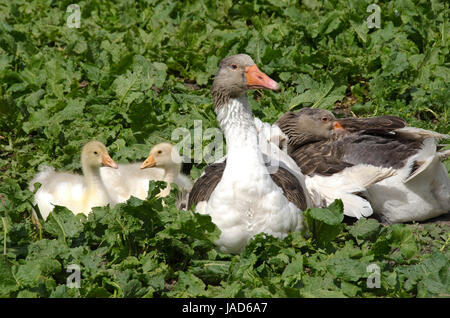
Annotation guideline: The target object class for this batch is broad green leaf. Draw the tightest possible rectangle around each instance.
[289,78,346,110]
[0,257,18,297]
[14,260,42,286]
[327,257,367,282]
[166,272,207,297]
[397,252,449,297]
[188,260,230,285]
[44,206,84,243]
[52,99,86,123]
[349,218,381,243]
[49,285,80,298]
[281,254,303,286]
[303,199,344,246]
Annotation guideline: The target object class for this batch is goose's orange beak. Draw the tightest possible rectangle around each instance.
[245,64,280,91]
[102,154,118,169]
[141,154,156,169]
[333,121,344,131]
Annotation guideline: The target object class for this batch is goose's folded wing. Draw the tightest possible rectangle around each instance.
[336,134,422,170]
[187,162,225,210]
[393,127,450,142]
[269,166,307,210]
[337,116,406,134]
[289,143,352,176]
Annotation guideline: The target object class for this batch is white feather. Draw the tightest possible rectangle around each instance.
[305,165,395,218]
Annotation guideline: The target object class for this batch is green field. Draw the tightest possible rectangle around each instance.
[0,0,449,298]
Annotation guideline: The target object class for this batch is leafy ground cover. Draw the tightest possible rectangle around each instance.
[0,0,449,297]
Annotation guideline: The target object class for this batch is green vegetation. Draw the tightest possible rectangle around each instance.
[0,0,449,298]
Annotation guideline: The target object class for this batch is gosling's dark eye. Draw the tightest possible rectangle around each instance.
[231,64,238,70]
[93,151,98,155]
[321,117,328,122]
[157,150,162,154]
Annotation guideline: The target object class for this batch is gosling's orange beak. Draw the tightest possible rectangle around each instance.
[141,154,156,169]
[333,121,345,131]
[245,64,280,91]
[102,154,118,169]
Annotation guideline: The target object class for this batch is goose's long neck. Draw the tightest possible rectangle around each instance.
[163,164,180,184]
[82,162,110,198]
[157,164,181,198]
[215,95,263,165]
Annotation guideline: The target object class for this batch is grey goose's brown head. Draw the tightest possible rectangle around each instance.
[275,108,341,148]
[211,54,280,110]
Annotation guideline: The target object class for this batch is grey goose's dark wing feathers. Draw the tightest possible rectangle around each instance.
[187,163,224,210]
[335,133,423,170]
[269,165,308,210]
[336,116,406,135]
[287,131,422,174]
[288,141,352,176]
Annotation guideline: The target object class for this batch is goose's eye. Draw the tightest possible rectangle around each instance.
[93,151,98,155]
[231,64,238,70]
[321,117,328,122]
[157,150,162,154]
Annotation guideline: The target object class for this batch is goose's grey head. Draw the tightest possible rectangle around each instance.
[211,54,280,110]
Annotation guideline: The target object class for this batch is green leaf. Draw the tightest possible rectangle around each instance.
[16,290,39,298]
[397,252,449,296]
[53,99,86,123]
[0,257,18,297]
[14,260,42,287]
[298,274,346,298]
[2,0,450,299]
[349,218,381,243]
[188,260,230,285]
[289,78,346,110]
[281,254,303,286]
[391,225,419,259]
[166,272,207,297]
[327,257,367,282]
[350,20,368,44]
[115,270,147,298]
[341,281,360,297]
[49,285,80,298]
[303,199,344,246]
[382,52,409,76]
[22,108,49,133]
[44,206,84,243]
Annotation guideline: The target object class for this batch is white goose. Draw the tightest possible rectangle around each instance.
[29,141,118,220]
[187,54,307,254]
[99,143,192,209]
